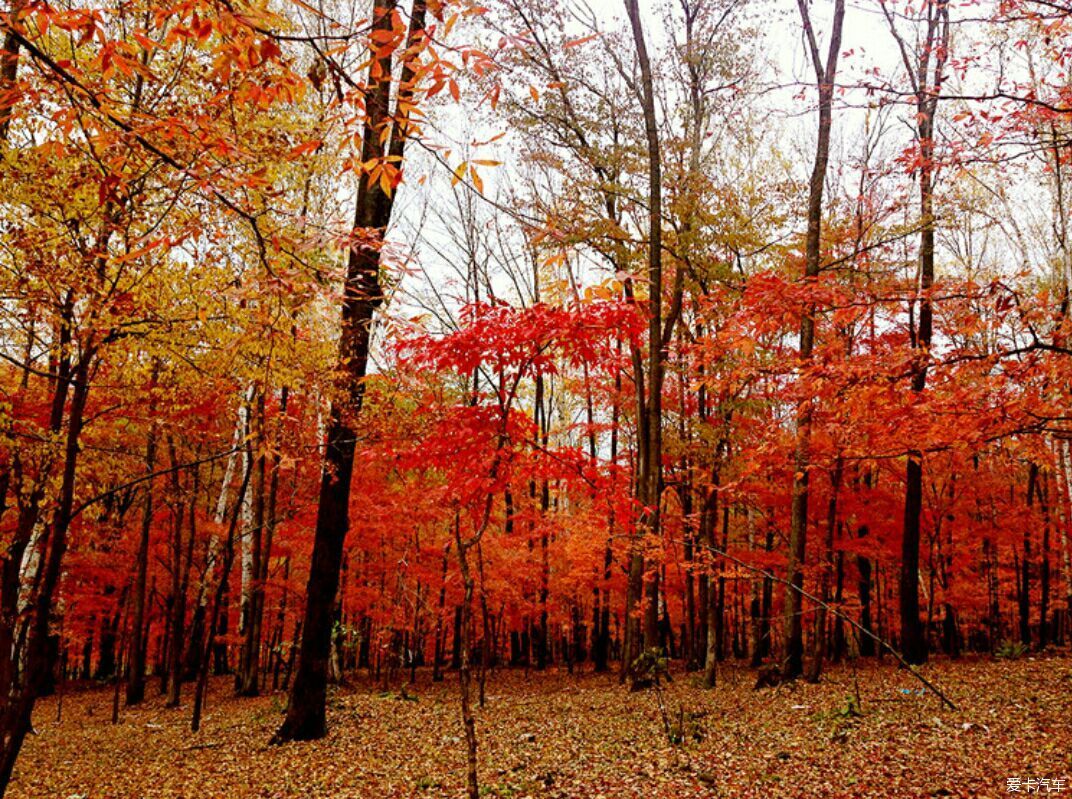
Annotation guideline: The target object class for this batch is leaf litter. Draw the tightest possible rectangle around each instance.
[9,655,1071,798]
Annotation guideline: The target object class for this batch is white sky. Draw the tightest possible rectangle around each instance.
[381,0,1052,348]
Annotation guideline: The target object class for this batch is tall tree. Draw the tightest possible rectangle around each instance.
[272,0,431,742]
[126,365,159,705]
[782,0,845,682]
[623,0,666,671]
[882,0,951,666]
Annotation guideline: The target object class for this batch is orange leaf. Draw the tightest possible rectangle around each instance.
[563,34,597,49]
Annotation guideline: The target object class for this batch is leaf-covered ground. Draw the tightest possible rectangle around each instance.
[10,655,1071,798]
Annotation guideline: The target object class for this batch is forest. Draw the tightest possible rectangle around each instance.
[0,0,1071,795]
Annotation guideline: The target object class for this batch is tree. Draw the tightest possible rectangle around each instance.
[782,0,845,682]
[622,0,667,674]
[272,0,442,742]
[881,0,951,666]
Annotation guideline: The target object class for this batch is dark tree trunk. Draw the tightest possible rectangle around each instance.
[901,455,928,664]
[888,0,950,669]
[183,604,205,681]
[623,0,665,667]
[95,589,123,681]
[1020,463,1038,648]
[714,507,729,663]
[857,529,875,657]
[783,0,844,682]
[126,383,158,705]
[1038,468,1052,648]
[451,605,463,671]
[0,352,92,794]
[454,531,479,799]
[166,451,198,707]
[271,0,426,745]
[193,461,252,733]
[0,0,25,140]
[941,603,960,657]
[432,543,449,682]
[214,587,230,675]
[750,522,774,667]
[702,467,719,688]
[832,550,846,662]
[806,459,842,683]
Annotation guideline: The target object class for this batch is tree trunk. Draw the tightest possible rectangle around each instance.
[751,521,774,667]
[238,391,267,696]
[433,543,449,682]
[193,461,252,733]
[887,0,950,669]
[1021,463,1038,648]
[714,507,729,663]
[272,0,427,744]
[126,366,159,705]
[857,526,875,656]
[454,531,479,799]
[167,460,198,707]
[806,459,842,682]
[623,0,664,663]
[0,0,25,141]
[702,475,719,688]
[1039,469,1052,648]
[783,0,844,681]
[0,353,92,793]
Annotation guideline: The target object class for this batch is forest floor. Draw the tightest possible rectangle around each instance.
[9,654,1072,798]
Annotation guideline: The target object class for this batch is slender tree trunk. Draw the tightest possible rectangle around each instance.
[167,463,199,707]
[0,0,25,141]
[702,471,719,688]
[0,353,93,793]
[476,543,491,708]
[714,507,729,662]
[623,0,664,662]
[193,462,252,733]
[750,521,774,667]
[783,0,844,681]
[1058,443,1072,646]
[433,542,449,682]
[1021,463,1038,648]
[1039,469,1052,648]
[127,366,159,705]
[272,0,426,744]
[238,391,267,696]
[683,497,697,669]
[832,548,846,661]
[595,364,620,674]
[887,0,950,668]
[806,459,841,682]
[454,530,479,799]
[857,521,875,655]
[111,592,131,725]
[96,589,122,681]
